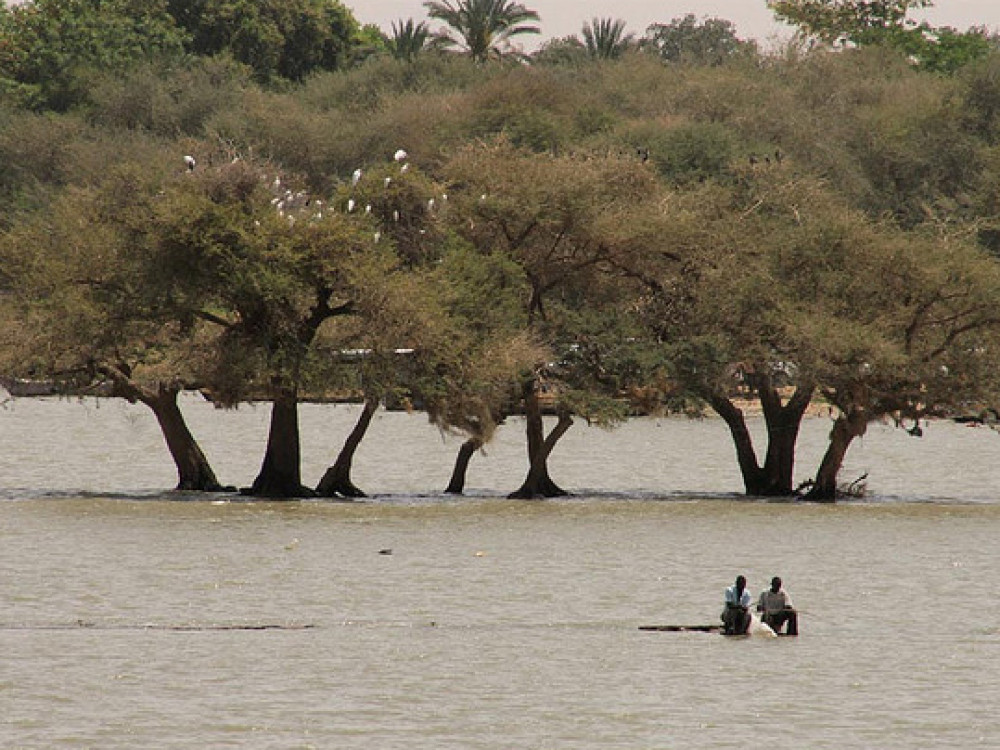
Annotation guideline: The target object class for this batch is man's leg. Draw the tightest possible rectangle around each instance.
[784,610,798,636]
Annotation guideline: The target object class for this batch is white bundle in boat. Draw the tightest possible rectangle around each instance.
[749,612,778,638]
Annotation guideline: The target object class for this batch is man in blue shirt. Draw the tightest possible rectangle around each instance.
[721,575,752,635]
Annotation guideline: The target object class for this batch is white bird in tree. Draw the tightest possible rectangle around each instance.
[394,149,408,162]
[183,155,196,171]
[352,168,362,186]
[347,199,356,212]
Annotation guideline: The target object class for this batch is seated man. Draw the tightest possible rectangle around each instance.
[757,576,798,636]
[721,575,752,635]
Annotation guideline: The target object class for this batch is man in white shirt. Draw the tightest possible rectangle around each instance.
[721,575,752,635]
[757,576,798,636]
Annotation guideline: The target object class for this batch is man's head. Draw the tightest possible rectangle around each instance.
[770,576,782,593]
[736,575,746,592]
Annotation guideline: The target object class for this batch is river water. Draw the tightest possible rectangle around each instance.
[3,394,1000,748]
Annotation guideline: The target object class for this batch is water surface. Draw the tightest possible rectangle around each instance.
[3,396,1000,748]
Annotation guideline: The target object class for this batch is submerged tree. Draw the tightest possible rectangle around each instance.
[138,156,408,498]
[797,225,1000,499]
[419,241,540,494]
[441,140,669,497]
[0,164,228,491]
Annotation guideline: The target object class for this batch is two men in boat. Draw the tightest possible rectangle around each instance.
[721,575,798,635]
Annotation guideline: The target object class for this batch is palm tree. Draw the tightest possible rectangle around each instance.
[582,17,634,60]
[387,18,431,62]
[423,0,541,62]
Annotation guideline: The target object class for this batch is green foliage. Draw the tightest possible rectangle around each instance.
[386,18,433,62]
[0,0,187,111]
[424,0,541,62]
[768,0,932,46]
[164,0,360,82]
[643,14,756,66]
[768,0,992,73]
[531,36,588,67]
[620,119,737,184]
[86,56,250,135]
[6,12,1000,486]
[582,18,635,60]
[905,26,995,74]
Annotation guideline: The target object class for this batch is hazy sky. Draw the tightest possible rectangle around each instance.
[347,1,1000,50]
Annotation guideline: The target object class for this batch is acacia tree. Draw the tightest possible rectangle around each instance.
[140,157,412,498]
[424,0,540,62]
[795,225,1000,499]
[0,166,228,491]
[305,159,455,498]
[441,141,669,498]
[417,241,542,494]
[618,168,891,497]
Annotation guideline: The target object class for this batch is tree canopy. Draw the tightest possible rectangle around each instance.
[4,4,1000,499]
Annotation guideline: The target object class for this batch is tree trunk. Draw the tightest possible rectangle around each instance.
[708,382,812,497]
[806,406,868,502]
[141,385,227,492]
[445,436,483,495]
[315,396,379,498]
[247,387,313,498]
[509,381,572,499]
[708,393,767,495]
[759,383,813,496]
[105,371,226,493]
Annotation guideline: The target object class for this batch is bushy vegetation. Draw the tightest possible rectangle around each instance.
[4,0,1000,500]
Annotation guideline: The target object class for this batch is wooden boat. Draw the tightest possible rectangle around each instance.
[639,624,796,636]
[639,624,721,633]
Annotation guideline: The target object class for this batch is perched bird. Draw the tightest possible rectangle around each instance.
[394,149,408,162]
[352,168,362,186]
[183,155,196,171]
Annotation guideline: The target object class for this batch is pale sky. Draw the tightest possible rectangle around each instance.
[347,1,1000,51]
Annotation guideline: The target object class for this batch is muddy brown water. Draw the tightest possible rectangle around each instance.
[3,395,1000,748]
